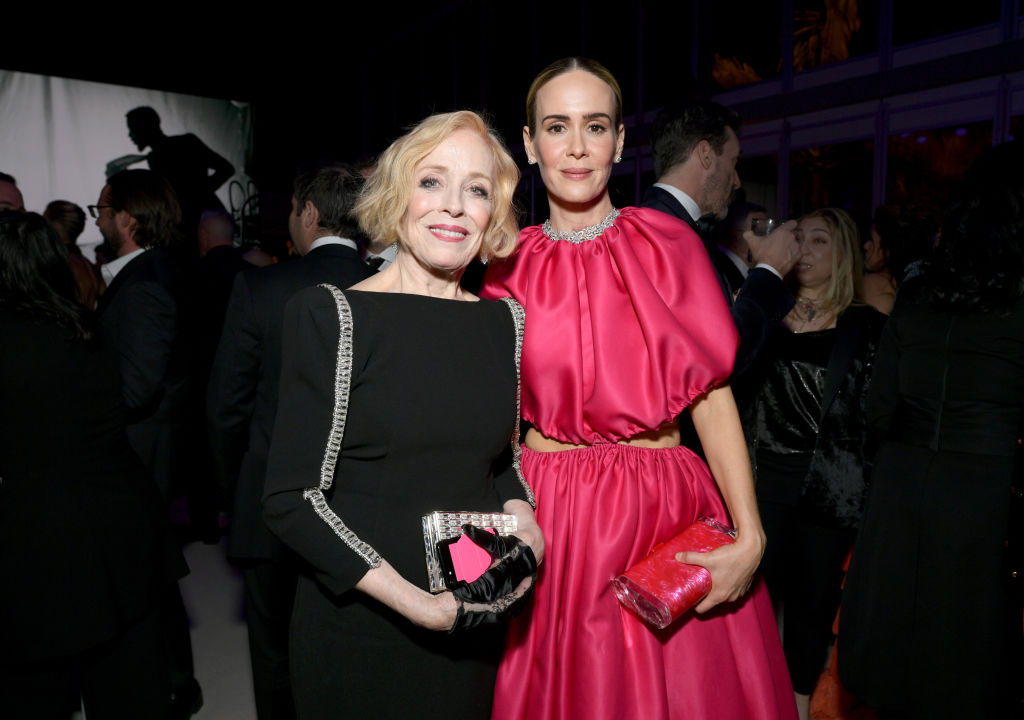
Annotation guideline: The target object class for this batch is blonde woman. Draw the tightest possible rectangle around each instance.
[263,111,542,720]
[743,207,886,718]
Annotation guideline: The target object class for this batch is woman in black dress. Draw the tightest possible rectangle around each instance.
[839,141,1024,719]
[0,211,178,718]
[743,207,885,718]
[262,111,543,719]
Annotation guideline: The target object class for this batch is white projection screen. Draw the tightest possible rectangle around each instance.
[0,69,252,260]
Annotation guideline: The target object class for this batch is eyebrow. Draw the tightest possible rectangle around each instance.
[419,165,493,183]
[541,112,612,123]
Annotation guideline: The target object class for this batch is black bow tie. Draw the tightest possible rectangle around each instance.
[695,215,716,240]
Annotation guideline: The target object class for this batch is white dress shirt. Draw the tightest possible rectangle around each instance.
[101,247,148,285]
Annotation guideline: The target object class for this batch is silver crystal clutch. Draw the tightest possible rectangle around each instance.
[422,511,518,592]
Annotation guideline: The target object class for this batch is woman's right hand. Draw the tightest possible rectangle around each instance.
[675,527,765,614]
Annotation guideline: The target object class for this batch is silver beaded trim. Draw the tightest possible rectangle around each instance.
[302,284,382,569]
[541,207,620,244]
[498,297,535,509]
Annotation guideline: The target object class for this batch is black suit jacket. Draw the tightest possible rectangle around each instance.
[714,247,747,298]
[207,243,373,561]
[641,185,795,377]
[97,248,191,498]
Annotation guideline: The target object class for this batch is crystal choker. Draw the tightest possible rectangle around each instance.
[541,207,620,244]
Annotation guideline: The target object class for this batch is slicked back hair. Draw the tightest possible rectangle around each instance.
[293,164,365,239]
[44,200,87,243]
[650,101,742,178]
[525,57,623,137]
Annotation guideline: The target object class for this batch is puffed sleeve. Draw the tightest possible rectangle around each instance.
[263,285,382,595]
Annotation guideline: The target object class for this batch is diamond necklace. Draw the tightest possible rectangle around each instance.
[541,207,620,244]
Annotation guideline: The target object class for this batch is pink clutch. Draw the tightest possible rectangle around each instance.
[612,517,736,629]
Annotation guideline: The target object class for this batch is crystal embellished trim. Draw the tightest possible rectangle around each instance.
[498,297,535,509]
[541,207,620,244]
[303,284,381,569]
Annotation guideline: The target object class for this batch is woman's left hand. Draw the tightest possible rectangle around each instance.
[504,498,545,565]
[675,528,765,614]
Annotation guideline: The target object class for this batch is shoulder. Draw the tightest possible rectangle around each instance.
[281,284,354,347]
[862,271,895,293]
[639,185,682,215]
[617,206,702,246]
[484,296,524,334]
[840,303,888,338]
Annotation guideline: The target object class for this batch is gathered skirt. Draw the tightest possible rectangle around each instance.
[492,443,796,720]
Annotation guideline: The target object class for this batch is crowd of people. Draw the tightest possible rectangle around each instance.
[0,58,1021,720]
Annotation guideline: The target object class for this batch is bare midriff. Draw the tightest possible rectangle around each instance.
[524,423,681,452]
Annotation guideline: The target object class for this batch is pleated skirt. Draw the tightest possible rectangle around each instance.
[492,443,797,720]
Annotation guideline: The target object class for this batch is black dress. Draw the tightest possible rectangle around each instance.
[0,310,180,717]
[839,287,1024,718]
[263,287,530,720]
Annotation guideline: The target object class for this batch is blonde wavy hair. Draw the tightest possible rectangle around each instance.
[797,207,864,315]
[354,111,520,263]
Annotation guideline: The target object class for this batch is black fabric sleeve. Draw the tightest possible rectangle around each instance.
[732,267,796,375]
[492,446,529,506]
[262,286,382,596]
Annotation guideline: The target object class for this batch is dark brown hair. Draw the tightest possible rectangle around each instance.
[525,57,623,137]
[106,169,182,249]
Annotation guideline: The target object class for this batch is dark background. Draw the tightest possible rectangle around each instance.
[4,0,1022,248]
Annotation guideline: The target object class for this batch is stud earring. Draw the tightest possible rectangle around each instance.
[614,156,622,164]
[527,158,536,165]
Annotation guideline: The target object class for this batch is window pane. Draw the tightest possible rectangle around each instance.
[793,0,878,71]
[738,155,780,216]
[893,0,1000,45]
[712,0,782,90]
[1010,115,1023,142]
[886,122,992,216]
[790,140,874,230]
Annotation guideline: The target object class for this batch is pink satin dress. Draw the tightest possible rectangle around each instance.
[481,207,796,720]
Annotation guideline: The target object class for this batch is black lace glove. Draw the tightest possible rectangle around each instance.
[448,524,538,632]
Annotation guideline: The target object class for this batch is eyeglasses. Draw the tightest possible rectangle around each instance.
[87,204,113,218]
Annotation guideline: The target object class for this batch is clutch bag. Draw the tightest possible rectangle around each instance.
[612,516,736,629]
[422,511,517,593]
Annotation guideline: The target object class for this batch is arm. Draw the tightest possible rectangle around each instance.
[731,268,796,374]
[679,383,766,613]
[862,272,896,315]
[262,288,461,630]
[189,134,234,192]
[730,224,799,374]
[504,498,544,565]
[206,272,260,502]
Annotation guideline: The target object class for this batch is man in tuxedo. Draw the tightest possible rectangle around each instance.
[641,101,799,377]
[206,164,372,720]
[95,169,191,499]
[93,169,202,719]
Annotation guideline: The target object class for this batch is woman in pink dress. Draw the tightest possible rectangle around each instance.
[481,58,796,720]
